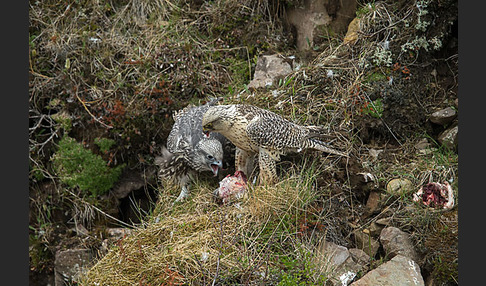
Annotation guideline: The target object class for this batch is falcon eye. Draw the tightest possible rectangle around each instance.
[206,155,214,160]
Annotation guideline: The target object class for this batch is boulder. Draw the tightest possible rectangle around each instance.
[350,255,424,286]
[429,107,457,125]
[247,55,292,89]
[54,249,94,286]
[437,125,458,150]
[379,227,420,262]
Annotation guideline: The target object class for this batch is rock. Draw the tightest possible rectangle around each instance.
[437,125,458,150]
[315,240,370,286]
[247,55,292,89]
[348,248,370,271]
[375,217,392,226]
[316,240,350,267]
[364,190,383,216]
[352,230,380,258]
[386,178,414,196]
[343,17,360,45]
[287,0,357,51]
[368,222,384,237]
[54,249,94,286]
[414,138,436,155]
[112,170,149,199]
[429,107,457,125]
[379,227,420,262]
[368,148,383,160]
[350,255,424,286]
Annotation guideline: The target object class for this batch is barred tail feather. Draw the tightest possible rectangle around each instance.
[307,138,348,157]
[305,126,335,141]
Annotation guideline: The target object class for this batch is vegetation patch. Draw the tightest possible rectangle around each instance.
[52,135,124,197]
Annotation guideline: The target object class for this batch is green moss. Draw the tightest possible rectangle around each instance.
[94,137,116,153]
[52,136,124,197]
[365,72,387,83]
[276,247,328,285]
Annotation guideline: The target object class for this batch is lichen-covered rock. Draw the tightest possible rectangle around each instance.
[54,249,93,286]
[438,125,458,150]
[429,107,457,125]
[386,178,414,196]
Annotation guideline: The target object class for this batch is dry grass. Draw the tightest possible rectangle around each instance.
[81,160,336,285]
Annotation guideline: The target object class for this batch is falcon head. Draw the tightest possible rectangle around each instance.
[202,105,235,135]
[194,138,224,176]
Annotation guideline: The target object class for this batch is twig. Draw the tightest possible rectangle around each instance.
[64,189,134,228]
[75,92,113,129]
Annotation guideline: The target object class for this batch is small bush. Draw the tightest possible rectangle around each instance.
[52,136,124,197]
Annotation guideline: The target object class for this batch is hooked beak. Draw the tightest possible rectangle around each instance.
[202,127,211,138]
[210,160,222,176]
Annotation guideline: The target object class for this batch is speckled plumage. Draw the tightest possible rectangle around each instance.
[202,104,347,183]
[156,99,232,201]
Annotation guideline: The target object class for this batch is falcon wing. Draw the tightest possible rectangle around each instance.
[246,116,306,152]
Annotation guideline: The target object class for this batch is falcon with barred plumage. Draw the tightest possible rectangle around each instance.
[202,104,348,183]
[156,99,233,202]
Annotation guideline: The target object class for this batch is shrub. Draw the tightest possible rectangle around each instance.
[52,136,124,197]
